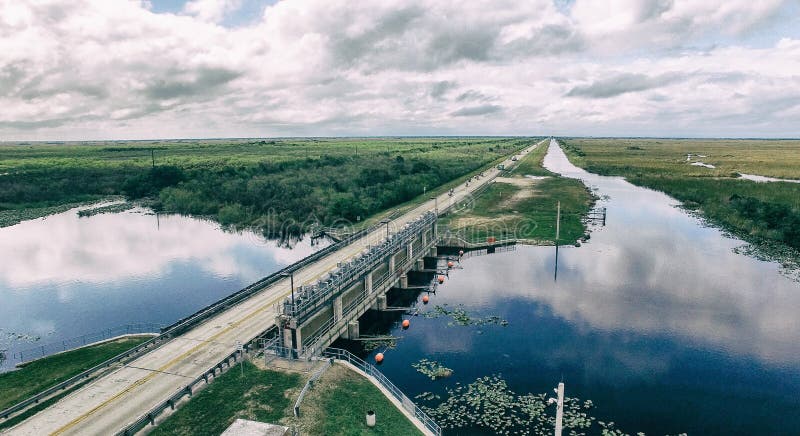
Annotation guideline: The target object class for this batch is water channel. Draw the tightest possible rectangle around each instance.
[0,206,327,370]
[345,140,800,435]
[2,141,799,434]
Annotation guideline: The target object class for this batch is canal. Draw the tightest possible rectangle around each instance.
[345,140,800,435]
[0,206,327,370]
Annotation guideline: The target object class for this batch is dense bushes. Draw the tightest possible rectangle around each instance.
[729,194,800,249]
[1,138,529,236]
[158,152,496,236]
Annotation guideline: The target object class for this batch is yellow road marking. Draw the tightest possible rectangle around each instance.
[51,288,290,435]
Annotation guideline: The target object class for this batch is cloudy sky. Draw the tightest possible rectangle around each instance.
[1,0,799,140]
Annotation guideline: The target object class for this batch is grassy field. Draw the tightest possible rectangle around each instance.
[150,360,301,436]
[0,138,533,236]
[296,363,423,436]
[560,138,800,268]
[0,336,151,412]
[441,141,594,244]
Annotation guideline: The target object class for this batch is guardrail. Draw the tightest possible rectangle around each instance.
[323,348,442,436]
[0,222,378,423]
[1,330,168,421]
[115,348,248,436]
[11,323,163,364]
[283,212,436,321]
[293,360,332,417]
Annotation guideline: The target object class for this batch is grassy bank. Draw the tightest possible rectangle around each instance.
[441,142,593,245]
[559,138,800,272]
[151,360,422,436]
[296,363,423,435]
[151,360,301,436]
[0,138,532,236]
[0,336,151,411]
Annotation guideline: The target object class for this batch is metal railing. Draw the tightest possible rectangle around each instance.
[11,323,162,364]
[323,348,442,436]
[293,360,332,417]
[283,212,436,321]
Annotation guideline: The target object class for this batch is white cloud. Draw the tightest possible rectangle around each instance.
[182,0,242,23]
[0,204,319,288]
[0,0,798,139]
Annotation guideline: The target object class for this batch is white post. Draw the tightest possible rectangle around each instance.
[555,382,564,436]
[555,201,561,241]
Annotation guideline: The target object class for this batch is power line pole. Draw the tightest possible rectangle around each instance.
[556,201,561,240]
[548,382,565,436]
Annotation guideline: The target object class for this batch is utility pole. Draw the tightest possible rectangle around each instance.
[555,382,564,436]
[151,149,155,168]
[281,272,295,314]
[556,201,561,241]
[548,382,565,436]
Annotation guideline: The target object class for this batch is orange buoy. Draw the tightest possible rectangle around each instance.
[375,353,384,363]
[402,319,410,329]
[437,276,445,284]
[422,295,430,304]
[447,261,454,268]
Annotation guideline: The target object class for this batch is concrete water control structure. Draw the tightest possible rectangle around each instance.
[278,211,438,357]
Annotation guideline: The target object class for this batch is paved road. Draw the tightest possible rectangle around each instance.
[6,139,544,436]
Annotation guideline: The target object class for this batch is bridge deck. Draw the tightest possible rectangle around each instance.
[6,140,542,436]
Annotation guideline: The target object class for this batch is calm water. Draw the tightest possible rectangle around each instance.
[351,141,800,435]
[0,206,326,370]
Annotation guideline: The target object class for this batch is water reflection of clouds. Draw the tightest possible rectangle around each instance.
[0,206,318,289]
[442,142,800,367]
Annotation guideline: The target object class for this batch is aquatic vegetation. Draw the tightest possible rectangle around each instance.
[1,330,42,344]
[418,375,656,435]
[412,359,453,380]
[419,375,595,435]
[423,304,509,327]
[77,202,134,217]
[414,391,441,401]
[362,338,397,352]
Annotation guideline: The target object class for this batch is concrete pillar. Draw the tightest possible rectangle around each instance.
[365,272,373,294]
[416,258,424,271]
[377,294,387,310]
[294,328,303,354]
[334,295,343,322]
[400,274,408,289]
[407,240,413,259]
[347,321,359,340]
[283,327,293,352]
[389,254,396,273]
[430,246,438,257]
